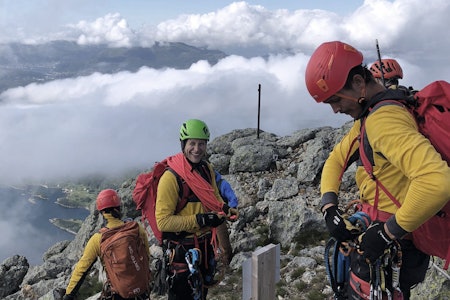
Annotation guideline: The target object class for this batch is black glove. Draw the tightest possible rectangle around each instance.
[62,295,75,300]
[323,205,354,242]
[196,213,225,228]
[358,221,393,263]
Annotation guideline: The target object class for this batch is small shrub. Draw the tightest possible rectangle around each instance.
[291,267,305,279]
[307,290,326,300]
[293,229,328,250]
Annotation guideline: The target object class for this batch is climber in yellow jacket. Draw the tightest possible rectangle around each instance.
[63,189,150,300]
[155,118,239,300]
[305,41,450,299]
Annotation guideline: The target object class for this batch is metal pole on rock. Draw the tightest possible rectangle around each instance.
[257,84,261,139]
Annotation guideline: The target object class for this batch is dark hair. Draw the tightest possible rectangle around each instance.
[385,78,400,87]
[342,65,375,90]
[180,140,187,151]
[102,207,122,219]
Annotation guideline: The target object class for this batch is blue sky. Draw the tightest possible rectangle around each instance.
[0,0,449,184]
[1,0,364,31]
[99,0,365,26]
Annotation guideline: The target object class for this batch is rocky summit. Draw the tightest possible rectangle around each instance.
[1,122,448,299]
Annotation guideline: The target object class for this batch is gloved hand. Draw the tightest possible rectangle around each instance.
[196,213,225,228]
[62,294,75,300]
[222,203,239,221]
[358,221,393,263]
[323,205,354,242]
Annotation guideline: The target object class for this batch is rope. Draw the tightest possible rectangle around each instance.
[324,238,339,293]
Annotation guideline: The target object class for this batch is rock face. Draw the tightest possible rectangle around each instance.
[1,123,449,299]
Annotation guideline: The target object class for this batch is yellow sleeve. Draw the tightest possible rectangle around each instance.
[366,105,450,232]
[65,233,101,295]
[320,121,360,196]
[138,224,150,258]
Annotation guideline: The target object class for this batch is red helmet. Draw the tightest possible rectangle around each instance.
[96,189,121,211]
[305,41,363,103]
[369,59,403,79]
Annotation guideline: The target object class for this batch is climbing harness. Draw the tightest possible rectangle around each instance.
[185,248,203,300]
[325,210,371,299]
[366,241,403,300]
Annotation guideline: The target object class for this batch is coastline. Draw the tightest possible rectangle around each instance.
[49,218,83,235]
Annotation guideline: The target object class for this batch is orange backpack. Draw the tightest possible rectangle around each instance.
[100,221,150,298]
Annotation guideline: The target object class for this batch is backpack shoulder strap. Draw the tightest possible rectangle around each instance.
[359,98,408,175]
[359,111,402,209]
[166,167,190,213]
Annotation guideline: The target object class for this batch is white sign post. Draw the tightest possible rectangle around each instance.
[242,243,280,300]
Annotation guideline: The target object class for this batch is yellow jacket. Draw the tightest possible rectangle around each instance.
[65,214,150,296]
[321,104,450,234]
[155,160,224,238]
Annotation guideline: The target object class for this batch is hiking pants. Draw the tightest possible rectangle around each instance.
[216,222,233,265]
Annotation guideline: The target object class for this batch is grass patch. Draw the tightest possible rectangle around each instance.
[276,279,288,297]
[255,224,277,247]
[291,267,305,279]
[295,281,308,291]
[307,290,326,300]
[293,229,328,250]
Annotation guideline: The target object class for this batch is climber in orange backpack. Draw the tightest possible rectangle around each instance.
[155,119,239,300]
[305,41,450,299]
[63,189,151,300]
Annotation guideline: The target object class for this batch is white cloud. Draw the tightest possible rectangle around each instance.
[70,13,136,47]
[149,0,450,59]
[153,2,343,54]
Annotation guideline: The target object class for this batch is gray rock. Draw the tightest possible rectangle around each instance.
[0,255,29,298]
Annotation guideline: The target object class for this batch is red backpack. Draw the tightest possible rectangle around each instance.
[100,221,150,298]
[359,80,450,269]
[132,159,189,245]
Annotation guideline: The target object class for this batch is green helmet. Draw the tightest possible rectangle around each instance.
[179,119,210,141]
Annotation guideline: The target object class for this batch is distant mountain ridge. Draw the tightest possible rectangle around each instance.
[0,40,227,93]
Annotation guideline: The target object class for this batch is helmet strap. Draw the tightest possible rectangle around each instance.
[335,92,360,103]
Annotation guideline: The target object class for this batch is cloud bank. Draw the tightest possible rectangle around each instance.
[1,0,449,184]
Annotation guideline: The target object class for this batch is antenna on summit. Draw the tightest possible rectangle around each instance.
[376,39,385,86]
[257,84,261,139]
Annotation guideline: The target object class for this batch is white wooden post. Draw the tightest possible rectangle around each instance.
[243,243,280,300]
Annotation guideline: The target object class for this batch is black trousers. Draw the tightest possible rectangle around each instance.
[106,293,149,300]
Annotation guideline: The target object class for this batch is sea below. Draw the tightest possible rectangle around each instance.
[0,185,89,266]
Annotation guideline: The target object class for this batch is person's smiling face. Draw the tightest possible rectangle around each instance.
[183,139,207,163]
